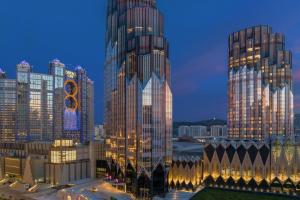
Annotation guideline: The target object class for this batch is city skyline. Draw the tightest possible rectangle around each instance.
[1,0,300,123]
[0,1,299,199]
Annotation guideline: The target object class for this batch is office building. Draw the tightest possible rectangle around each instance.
[0,69,16,142]
[45,139,90,185]
[168,156,202,191]
[49,59,65,140]
[228,25,294,140]
[210,125,227,137]
[104,0,172,197]
[62,66,94,142]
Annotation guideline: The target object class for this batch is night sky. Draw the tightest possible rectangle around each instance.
[0,0,300,124]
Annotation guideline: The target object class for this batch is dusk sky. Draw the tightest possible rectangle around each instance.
[0,0,300,123]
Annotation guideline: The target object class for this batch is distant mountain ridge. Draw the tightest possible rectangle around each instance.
[173,118,227,137]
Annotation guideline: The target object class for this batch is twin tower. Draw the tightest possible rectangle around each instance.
[104,0,294,198]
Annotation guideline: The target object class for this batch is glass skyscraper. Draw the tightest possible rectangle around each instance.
[228,25,293,140]
[0,69,16,142]
[17,61,54,141]
[104,0,172,197]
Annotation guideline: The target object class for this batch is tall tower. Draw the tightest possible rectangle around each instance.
[49,59,65,140]
[104,0,172,197]
[16,61,54,141]
[0,68,16,142]
[228,25,293,140]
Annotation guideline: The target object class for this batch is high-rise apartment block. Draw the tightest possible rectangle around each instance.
[0,60,94,143]
[228,25,293,140]
[104,0,172,197]
[178,126,191,137]
[210,125,227,137]
[178,125,207,138]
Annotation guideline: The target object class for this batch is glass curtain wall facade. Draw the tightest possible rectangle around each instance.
[63,66,94,143]
[49,59,65,140]
[16,61,54,141]
[11,60,94,143]
[105,0,172,197]
[228,25,293,140]
[0,70,16,142]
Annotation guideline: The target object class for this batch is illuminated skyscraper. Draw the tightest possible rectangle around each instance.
[0,69,16,142]
[62,66,94,143]
[228,25,293,140]
[49,59,65,140]
[1,59,96,143]
[16,61,54,141]
[104,0,172,197]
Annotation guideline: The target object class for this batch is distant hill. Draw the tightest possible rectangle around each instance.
[173,118,227,137]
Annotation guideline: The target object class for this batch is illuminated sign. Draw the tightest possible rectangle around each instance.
[64,80,78,112]
[64,79,79,131]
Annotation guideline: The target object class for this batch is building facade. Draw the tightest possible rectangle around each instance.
[190,126,207,138]
[228,25,293,140]
[16,61,54,141]
[210,125,227,138]
[0,139,104,187]
[104,0,172,197]
[62,66,94,143]
[0,69,16,142]
[0,60,93,143]
[178,126,207,138]
[178,126,190,137]
[168,156,202,191]
[203,139,300,195]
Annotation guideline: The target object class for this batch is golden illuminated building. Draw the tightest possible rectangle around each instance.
[104,0,172,198]
[45,139,103,185]
[203,139,300,194]
[168,156,202,190]
[228,25,293,140]
[50,140,76,164]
